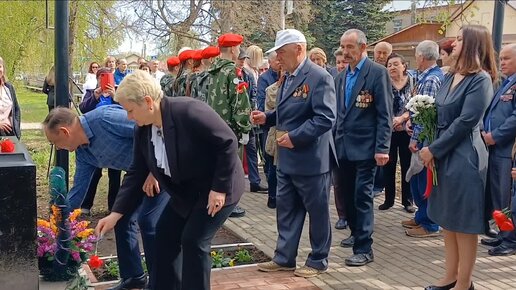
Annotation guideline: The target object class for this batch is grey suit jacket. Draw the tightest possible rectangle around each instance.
[485,76,516,158]
[265,60,336,176]
[333,58,393,161]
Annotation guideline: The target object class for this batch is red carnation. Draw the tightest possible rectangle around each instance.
[235,67,243,78]
[0,138,15,153]
[492,208,514,232]
[88,255,104,269]
[236,81,249,94]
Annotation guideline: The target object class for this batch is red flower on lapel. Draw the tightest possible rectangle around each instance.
[235,67,243,78]
[236,81,249,94]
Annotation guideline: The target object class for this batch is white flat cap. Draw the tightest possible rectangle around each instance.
[266,29,307,54]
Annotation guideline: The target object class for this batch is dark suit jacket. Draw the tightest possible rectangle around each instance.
[112,97,245,218]
[334,58,393,161]
[485,77,516,158]
[265,60,336,176]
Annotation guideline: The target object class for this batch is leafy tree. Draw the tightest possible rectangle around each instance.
[308,0,393,62]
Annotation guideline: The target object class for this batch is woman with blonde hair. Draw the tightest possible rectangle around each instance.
[0,57,21,139]
[309,47,337,77]
[245,45,263,82]
[42,65,55,112]
[420,24,498,290]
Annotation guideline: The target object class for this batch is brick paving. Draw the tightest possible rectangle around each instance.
[222,189,516,289]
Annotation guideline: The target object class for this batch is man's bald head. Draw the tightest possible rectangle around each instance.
[374,42,392,65]
[500,43,516,77]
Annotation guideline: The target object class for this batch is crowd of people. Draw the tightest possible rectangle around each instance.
[32,22,516,290]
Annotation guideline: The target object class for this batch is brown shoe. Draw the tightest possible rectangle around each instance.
[405,226,440,238]
[401,218,420,229]
[257,261,296,272]
[294,265,327,278]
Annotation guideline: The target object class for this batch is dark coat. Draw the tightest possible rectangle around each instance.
[112,97,245,218]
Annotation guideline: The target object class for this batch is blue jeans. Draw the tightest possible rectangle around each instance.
[410,169,439,232]
[115,192,170,285]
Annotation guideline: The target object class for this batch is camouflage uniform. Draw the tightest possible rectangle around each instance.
[190,71,210,103]
[175,70,189,97]
[207,58,251,139]
[160,73,176,97]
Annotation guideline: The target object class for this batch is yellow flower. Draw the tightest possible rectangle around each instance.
[229,259,235,267]
[69,209,82,222]
[37,219,50,228]
[77,229,94,239]
[210,251,217,257]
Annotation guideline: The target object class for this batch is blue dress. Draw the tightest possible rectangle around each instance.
[427,72,493,234]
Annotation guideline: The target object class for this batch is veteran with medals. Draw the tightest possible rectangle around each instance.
[251,29,336,277]
[333,29,393,266]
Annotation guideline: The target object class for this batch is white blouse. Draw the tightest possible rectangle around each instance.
[0,85,13,126]
[151,125,171,177]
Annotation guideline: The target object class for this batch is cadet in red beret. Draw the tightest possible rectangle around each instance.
[206,32,250,218]
[175,49,196,96]
[161,56,181,97]
[186,50,207,97]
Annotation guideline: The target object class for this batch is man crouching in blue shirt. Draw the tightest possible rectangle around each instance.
[42,105,169,290]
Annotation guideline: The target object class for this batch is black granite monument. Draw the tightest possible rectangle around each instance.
[0,137,38,290]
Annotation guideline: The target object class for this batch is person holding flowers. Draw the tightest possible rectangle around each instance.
[419,25,498,290]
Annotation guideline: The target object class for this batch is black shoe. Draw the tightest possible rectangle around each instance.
[469,282,475,290]
[340,236,355,248]
[335,218,347,230]
[488,243,516,256]
[480,237,502,247]
[485,229,498,238]
[378,203,392,210]
[250,183,268,193]
[424,280,456,290]
[229,205,246,218]
[404,205,415,213]
[344,252,374,266]
[267,197,276,209]
[107,274,147,290]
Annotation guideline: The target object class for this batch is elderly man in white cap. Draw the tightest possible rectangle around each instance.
[251,29,336,277]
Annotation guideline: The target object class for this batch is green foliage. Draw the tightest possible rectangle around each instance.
[210,250,233,268]
[104,259,120,279]
[308,0,393,62]
[233,248,253,263]
[66,272,88,290]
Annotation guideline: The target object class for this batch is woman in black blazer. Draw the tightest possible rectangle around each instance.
[96,70,245,290]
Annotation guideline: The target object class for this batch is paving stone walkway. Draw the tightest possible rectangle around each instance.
[221,189,516,289]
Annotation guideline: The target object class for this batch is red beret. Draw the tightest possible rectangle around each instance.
[201,46,220,59]
[191,50,203,61]
[178,50,194,62]
[218,33,244,47]
[167,56,180,67]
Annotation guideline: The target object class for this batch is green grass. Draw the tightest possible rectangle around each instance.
[16,86,49,123]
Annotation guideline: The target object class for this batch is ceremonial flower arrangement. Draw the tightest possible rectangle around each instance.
[38,167,99,282]
[493,208,515,232]
[405,94,438,198]
[0,137,15,152]
[37,207,97,263]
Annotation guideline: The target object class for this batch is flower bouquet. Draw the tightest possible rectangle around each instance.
[405,94,437,198]
[37,167,99,281]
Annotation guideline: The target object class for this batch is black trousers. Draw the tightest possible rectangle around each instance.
[334,159,376,254]
[383,131,413,207]
[81,168,121,211]
[153,201,235,290]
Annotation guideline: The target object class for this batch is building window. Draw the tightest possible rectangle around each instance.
[393,19,403,32]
